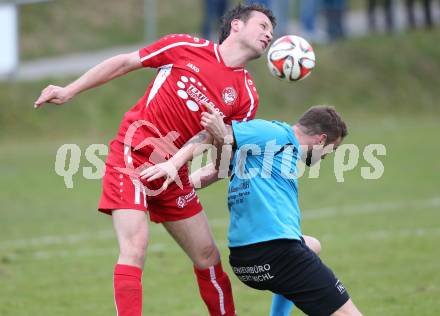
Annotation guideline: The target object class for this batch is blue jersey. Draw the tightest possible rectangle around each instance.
[228,119,302,247]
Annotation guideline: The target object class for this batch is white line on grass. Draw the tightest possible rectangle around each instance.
[302,196,440,220]
[1,196,439,250]
[30,243,168,260]
[0,224,167,250]
[26,226,440,260]
[320,226,440,241]
[208,196,440,226]
[0,230,115,249]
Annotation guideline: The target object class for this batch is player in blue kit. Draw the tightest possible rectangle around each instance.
[141,105,363,316]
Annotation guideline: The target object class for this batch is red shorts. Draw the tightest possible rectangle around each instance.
[98,140,203,223]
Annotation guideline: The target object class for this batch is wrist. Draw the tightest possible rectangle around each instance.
[169,154,185,170]
[215,134,232,145]
[223,134,233,144]
[64,85,77,100]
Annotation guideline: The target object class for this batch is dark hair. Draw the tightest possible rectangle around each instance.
[218,3,276,44]
[298,105,348,144]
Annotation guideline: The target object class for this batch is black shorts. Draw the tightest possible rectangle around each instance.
[229,239,350,316]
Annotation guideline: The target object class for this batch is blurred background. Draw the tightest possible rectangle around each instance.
[0,0,439,315]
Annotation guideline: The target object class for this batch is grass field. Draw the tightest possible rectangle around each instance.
[1,29,440,315]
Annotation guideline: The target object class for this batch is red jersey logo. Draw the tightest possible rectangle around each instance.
[222,87,237,106]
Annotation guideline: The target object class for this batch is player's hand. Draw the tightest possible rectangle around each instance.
[34,85,73,108]
[139,161,179,190]
[200,102,228,143]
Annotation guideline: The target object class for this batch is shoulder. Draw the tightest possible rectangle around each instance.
[232,119,266,130]
[232,119,286,143]
[241,70,258,103]
[139,34,212,65]
[243,69,254,80]
[155,34,210,47]
[243,70,256,86]
[234,119,285,133]
[231,120,295,155]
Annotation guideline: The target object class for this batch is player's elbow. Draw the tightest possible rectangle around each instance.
[117,51,143,74]
[303,235,322,255]
[313,238,322,255]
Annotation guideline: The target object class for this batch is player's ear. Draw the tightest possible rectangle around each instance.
[319,134,328,146]
[231,19,241,33]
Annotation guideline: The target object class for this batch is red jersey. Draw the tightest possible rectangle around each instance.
[116,34,259,154]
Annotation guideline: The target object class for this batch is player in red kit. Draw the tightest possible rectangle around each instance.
[34,4,275,316]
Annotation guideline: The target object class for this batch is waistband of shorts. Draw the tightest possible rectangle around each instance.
[229,238,302,253]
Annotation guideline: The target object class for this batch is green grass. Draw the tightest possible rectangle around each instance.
[19,0,209,60]
[1,30,440,315]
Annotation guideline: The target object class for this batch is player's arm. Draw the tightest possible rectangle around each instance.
[141,105,237,188]
[34,51,142,108]
[139,130,213,184]
[190,106,236,189]
[172,130,213,168]
[189,162,219,189]
[145,133,234,190]
[189,135,235,189]
[200,103,235,148]
[200,104,235,169]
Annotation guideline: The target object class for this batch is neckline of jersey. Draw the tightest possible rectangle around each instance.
[276,121,301,152]
[213,43,245,71]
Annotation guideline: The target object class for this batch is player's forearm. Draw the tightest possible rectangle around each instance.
[190,163,221,189]
[209,125,234,174]
[65,53,139,98]
[170,130,213,170]
[190,139,233,189]
[211,139,233,177]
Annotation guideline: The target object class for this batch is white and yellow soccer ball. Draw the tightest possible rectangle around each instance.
[267,35,316,82]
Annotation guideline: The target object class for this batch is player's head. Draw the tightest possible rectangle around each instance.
[294,105,348,166]
[219,4,276,58]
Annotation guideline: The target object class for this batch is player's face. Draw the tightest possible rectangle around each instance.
[304,137,342,166]
[238,11,273,58]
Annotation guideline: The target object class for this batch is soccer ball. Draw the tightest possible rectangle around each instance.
[267,35,316,82]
